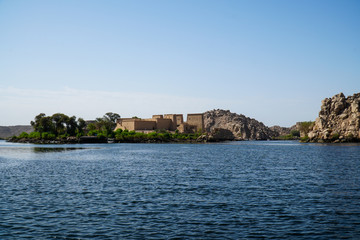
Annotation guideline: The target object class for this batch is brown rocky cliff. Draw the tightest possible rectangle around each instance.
[308,93,360,142]
[204,109,278,140]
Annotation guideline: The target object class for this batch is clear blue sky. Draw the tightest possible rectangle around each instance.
[1,0,359,127]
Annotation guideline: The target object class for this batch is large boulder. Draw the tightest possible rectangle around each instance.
[206,128,235,142]
[308,93,360,142]
[204,109,277,140]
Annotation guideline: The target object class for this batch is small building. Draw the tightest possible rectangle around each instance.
[114,113,204,133]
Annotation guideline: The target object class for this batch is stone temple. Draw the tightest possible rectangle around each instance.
[114,113,204,133]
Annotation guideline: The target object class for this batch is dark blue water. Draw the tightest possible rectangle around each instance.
[1,140,360,239]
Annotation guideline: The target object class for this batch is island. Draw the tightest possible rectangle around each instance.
[6,92,360,144]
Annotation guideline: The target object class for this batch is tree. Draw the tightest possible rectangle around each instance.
[30,113,85,138]
[104,112,120,123]
[66,116,78,136]
[77,118,86,134]
[30,113,53,134]
[87,123,97,131]
[40,116,54,133]
[95,112,120,132]
[30,113,46,132]
[52,113,69,136]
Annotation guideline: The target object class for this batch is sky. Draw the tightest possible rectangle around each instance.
[1,0,359,127]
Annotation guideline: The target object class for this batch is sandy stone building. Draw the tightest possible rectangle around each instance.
[114,113,204,133]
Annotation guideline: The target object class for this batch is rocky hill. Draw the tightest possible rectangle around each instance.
[308,93,360,142]
[269,125,293,136]
[204,109,278,140]
[0,125,33,139]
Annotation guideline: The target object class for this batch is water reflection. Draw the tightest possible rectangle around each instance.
[32,147,86,153]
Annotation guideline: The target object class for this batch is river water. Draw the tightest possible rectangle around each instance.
[1,140,360,239]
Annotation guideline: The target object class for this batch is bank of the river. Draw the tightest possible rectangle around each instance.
[7,135,211,144]
[7,126,242,144]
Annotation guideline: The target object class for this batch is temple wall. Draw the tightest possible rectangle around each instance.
[118,121,135,131]
[156,119,172,130]
[187,114,204,132]
[176,115,184,126]
[164,114,178,130]
[134,120,156,130]
[115,113,204,133]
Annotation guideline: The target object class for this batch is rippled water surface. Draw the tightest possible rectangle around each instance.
[1,140,360,239]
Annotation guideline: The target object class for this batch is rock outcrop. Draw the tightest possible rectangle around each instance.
[308,93,360,142]
[204,109,277,140]
[196,128,235,142]
[207,128,235,142]
[269,125,292,136]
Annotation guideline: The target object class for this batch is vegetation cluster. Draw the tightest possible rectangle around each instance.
[112,129,202,143]
[11,112,118,143]
[275,129,301,140]
[275,121,315,142]
[9,112,203,144]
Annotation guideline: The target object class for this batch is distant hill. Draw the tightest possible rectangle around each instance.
[0,125,33,139]
[269,125,294,136]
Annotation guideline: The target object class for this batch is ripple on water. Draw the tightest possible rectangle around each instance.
[0,141,360,239]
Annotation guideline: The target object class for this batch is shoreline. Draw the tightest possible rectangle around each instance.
[6,136,212,144]
[7,134,360,145]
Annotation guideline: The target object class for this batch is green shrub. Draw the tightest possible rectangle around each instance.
[103,129,114,138]
[115,134,124,141]
[290,130,300,137]
[41,132,56,140]
[115,131,123,139]
[75,129,84,137]
[19,132,29,138]
[97,132,107,138]
[179,134,187,140]
[156,129,168,134]
[148,132,158,139]
[163,132,171,139]
[131,132,145,141]
[298,121,315,135]
[29,132,41,139]
[300,136,309,142]
[114,129,123,134]
[112,129,203,142]
[58,133,69,139]
[88,130,99,136]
